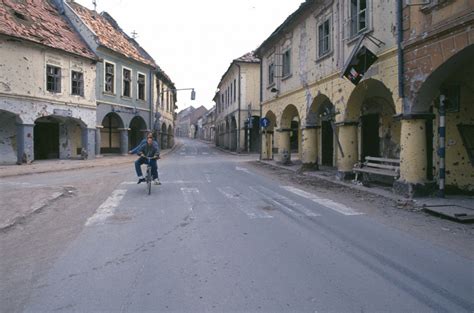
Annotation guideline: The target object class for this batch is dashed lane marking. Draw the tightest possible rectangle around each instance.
[217,186,273,219]
[86,189,127,226]
[250,186,320,217]
[281,186,364,216]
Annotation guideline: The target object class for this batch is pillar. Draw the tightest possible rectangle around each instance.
[301,127,318,169]
[95,126,103,157]
[119,128,129,155]
[394,115,434,197]
[261,130,274,160]
[81,128,96,159]
[336,123,358,179]
[16,124,34,164]
[277,129,291,164]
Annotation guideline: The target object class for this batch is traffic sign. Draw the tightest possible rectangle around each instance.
[260,117,270,128]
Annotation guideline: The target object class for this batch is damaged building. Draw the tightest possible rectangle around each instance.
[60,0,158,155]
[0,0,98,164]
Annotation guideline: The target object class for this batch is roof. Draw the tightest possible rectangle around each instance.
[255,0,311,57]
[68,1,156,68]
[0,0,96,60]
[217,51,260,90]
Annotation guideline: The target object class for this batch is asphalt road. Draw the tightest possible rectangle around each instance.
[4,139,474,312]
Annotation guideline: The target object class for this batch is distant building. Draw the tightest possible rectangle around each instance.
[0,0,97,164]
[155,69,177,149]
[214,52,260,153]
[202,106,216,142]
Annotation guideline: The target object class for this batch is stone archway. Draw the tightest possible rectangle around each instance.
[101,112,124,154]
[161,123,168,149]
[278,104,301,164]
[400,45,474,194]
[129,116,147,150]
[167,125,174,148]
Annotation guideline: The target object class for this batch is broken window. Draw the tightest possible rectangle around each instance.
[71,71,84,96]
[458,124,474,166]
[350,0,368,37]
[123,68,131,97]
[46,65,61,93]
[318,18,331,57]
[105,62,115,93]
[282,49,291,77]
[138,73,145,101]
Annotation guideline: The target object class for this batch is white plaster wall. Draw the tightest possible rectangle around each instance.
[0,113,17,164]
[0,37,96,110]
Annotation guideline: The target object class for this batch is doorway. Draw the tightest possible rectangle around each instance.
[34,121,59,159]
[321,120,334,166]
[361,113,380,160]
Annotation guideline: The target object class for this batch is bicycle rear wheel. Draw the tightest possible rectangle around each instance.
[147,166,152,195]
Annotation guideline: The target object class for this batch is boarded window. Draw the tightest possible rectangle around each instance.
[123,68,131,97]
[138,73,145,100]
[46,65,61,93]
[71,71,84,96]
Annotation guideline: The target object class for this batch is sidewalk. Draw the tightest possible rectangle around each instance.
[256,157,474,222]
[0,144,180,179]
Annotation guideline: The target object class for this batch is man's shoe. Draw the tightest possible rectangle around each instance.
[137,178,146,184]
[154,179,161,185]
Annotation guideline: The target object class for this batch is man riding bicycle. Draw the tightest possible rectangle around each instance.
[135,135,161,185]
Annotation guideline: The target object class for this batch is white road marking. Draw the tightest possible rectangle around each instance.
[86,189,127,226]
[181,187,200,212]
[217,186,273,219]
[180,152,186,155]
[204,174,212,183]
[281,186,364,216]
[250,186,320,217]
[185,156,196,158]
[202,152,209,155]
[235,166,252,174]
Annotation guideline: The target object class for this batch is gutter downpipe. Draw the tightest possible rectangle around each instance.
[237,63,242,153]
[397,0,405,100]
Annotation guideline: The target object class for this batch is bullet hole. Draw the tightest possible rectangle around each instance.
[452,162,459,166]
[27,133,31,137]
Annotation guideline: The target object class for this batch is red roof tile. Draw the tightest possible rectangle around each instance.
[68,1,156,68]
[0,0,96,60]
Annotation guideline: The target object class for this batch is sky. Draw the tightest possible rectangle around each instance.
[74,0,304,111]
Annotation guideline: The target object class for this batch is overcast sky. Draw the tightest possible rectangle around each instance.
[74,0,304,111]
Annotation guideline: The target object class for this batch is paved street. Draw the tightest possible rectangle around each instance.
[1,138,473,313]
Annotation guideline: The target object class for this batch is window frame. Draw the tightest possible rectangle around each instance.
[137,72,146,101]
[46,64,61,94]
[104,61,116,94]
[317,16,332,58]
[122,67,132,98]
[268,62,275,86]
[349,0,369,38]
[71,70,84,97]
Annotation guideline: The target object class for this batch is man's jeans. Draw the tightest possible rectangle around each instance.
[135,158,158,180]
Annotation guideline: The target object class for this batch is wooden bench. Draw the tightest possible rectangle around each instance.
[353,156,400,186]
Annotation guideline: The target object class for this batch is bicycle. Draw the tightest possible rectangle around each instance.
[141,156,154,195]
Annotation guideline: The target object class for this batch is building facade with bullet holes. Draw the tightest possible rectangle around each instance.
[256,0,473,196]
[0,0,98,164]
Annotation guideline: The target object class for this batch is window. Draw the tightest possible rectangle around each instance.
[282,49,291,77]
[46,65,61,93]
[233,79,237,102]
[71,71,84,96]
[268,62,275,85]
[138,73,146,101]
[230,83,233,103]
[123,68,131,97]
[221,94,224,109]
[104,62,115,93]
[350,0,368,36]
[318,18,331,57]
[161,85,165,109]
